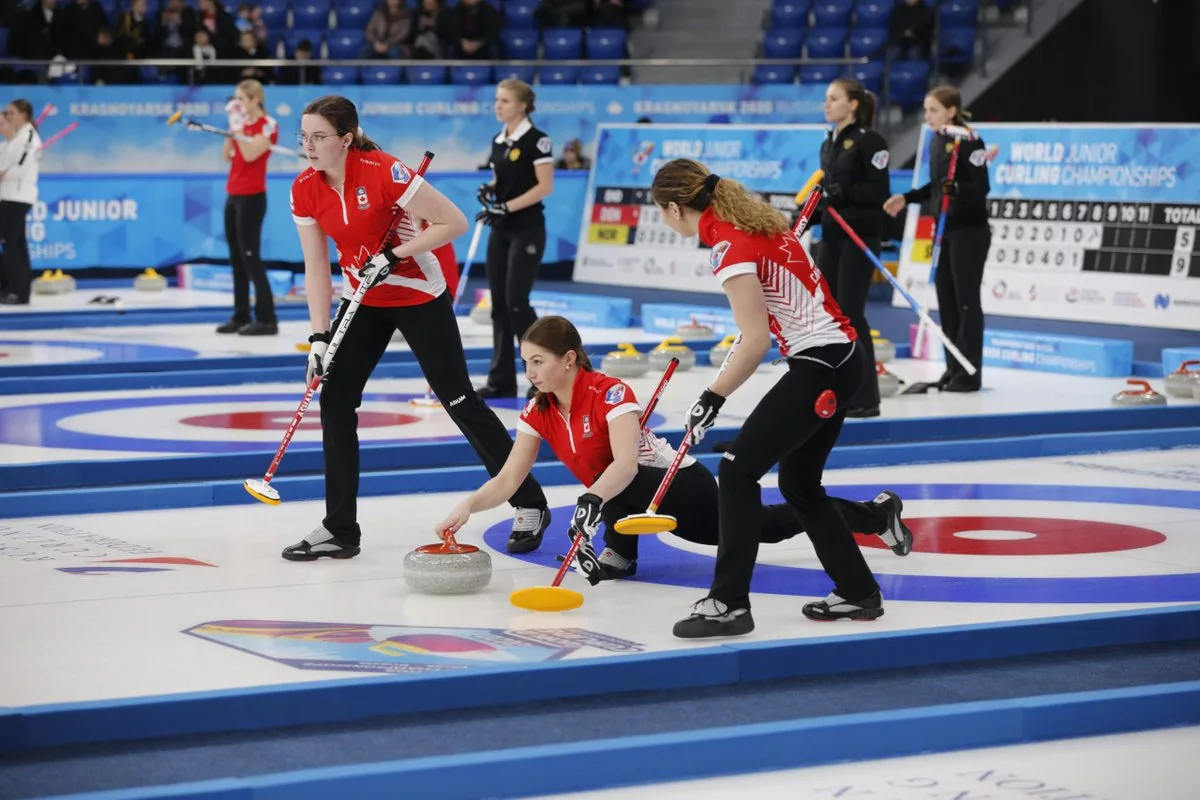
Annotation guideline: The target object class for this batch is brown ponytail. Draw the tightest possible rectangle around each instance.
[651,159,790,237]
[302,95,381,151]
[521,315,593,411]
[830,78,876,128]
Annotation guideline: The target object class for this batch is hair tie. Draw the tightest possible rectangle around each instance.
[702,173,721,193]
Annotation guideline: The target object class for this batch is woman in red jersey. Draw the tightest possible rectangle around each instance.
[282,95,550,562]
[652,160,895,638]
[217,79,279,336]
[435,315,909,585]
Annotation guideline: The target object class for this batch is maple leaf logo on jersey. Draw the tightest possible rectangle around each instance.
[391,161,411,184]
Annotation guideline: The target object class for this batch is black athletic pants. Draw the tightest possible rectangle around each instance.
[819,231,881,409]
[711,340,881,609]
[0,201,32,303]
[600,462,887,561]
[485,225,545,391]
[935,225,991,384]
[224,192,276,324]
[319,291,548,543]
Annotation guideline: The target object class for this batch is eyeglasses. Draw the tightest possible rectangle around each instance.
[295,132,337,146]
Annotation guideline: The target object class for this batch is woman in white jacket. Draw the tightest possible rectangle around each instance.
[0,99,42,306]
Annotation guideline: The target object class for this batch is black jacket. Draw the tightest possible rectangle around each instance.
[818,124,891,238]
[904,131,991,232]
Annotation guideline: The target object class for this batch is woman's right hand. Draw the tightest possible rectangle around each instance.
[883,194,907,217]
[436,500,472,542]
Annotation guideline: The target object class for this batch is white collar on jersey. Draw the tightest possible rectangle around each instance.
[495,118,533,144]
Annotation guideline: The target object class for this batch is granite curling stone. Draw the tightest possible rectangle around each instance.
[708,334,738,368]
[134,268,168,292]
[877,362,901,397]
[674,318,716,340]
[402,540,492,595]
[1111,379,1167,407]
[871,329,895,363]
[601,342,650,378]
[648,337,696,371]
[1164,360,1200,398]
[470,297,492,326]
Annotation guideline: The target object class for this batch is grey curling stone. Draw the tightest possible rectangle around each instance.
[470,302,492,326]
[878,365,901,398]
[402,542,492,595]
[648,339,696,371]
[1111,380,1167,407]
[601,344,650,378]
[675,320,716,341]
[708,334,738,368]
[874,338,896,363]
[1164,360,1200,398]
[134,269,168,292]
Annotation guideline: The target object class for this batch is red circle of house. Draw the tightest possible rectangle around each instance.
[854,516,1166,556]
[179,410,422,430]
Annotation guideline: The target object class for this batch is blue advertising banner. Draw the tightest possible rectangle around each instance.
[897,124,1200,331]
[22,85,827,174]
[573,123,828,293]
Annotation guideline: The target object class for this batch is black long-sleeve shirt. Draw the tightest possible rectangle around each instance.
[904,131,991,232]
[818,124,891,238]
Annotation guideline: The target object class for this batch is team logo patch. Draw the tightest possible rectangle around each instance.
[871,150,890,170]
[710,241,731,269]
[536,136,552,154]
[508,148,522,162]
[843,139,854,150]
[355,186,369,210]
[945,142,955,153]
[391,161,411,184]
[604,384,626,405]
[582,415,592,438]
[969,148,989,167]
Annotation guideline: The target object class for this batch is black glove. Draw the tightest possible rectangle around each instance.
[569,492,604,585]
[475,198,508,226]
[941,179,956,197]
[823,182,844,200]
[684,389,725,444]
[477,183,496,207]
[357,248,400,289]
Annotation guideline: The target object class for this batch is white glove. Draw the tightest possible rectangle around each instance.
[357,250,399,290]
[226,98,246,135]
[306,332,330,386]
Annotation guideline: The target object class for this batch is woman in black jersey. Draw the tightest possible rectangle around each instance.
[475,78,554,400]
[817,78,891,417]
[885,85,991,392]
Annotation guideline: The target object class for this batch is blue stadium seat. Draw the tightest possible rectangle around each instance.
[586,28,626,59]
[406,64,446,84]
[812,0,853,27]
[540,65,579,84]
[336,0,374,28]
[753,64,795,85]
[763,29,803,59]
[848,26,886,59]
[938,26,976,66]
[505,0,540,30]
[889,59,930,109]
[854,0,890,26]
[322,66,359,85]
[580,65,621,85]
[293,0,333,29]
[501,29,539,60]
[450,65,493,85]
[846,59,884,94]
[361,65,402,85]
[495,65,537,83]
[939,0,980,26]
[798,63,839,84]
[327,30,364,59]
[283,29,326,57]
[543,28,583,59]
[805,26,847,59]
[257,2,287,28]
[770,0,810,30]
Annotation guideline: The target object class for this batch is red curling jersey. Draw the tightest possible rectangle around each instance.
[227,115,278,196]
[699,207,855,357]
[290,148,458,308]
[516,368,694,487]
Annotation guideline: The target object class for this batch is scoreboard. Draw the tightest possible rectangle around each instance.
[896,124,1200,331]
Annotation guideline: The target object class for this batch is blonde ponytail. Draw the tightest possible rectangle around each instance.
[651,158,789,236]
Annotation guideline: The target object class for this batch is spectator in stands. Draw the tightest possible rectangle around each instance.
[89,26,129,84]
[196,0,236,53]
[452,0,500,60]
[888,0,933,61]
[555,139,590,171]
[276,39,321,84]
[59,0,108,58]
[114,0,153,60]
[236,4,268,46]
[156,0,197,58]
[234,28,271,82]
[363,0,411,59]
[591,0,629,29]
[540,0,588,27]
[192,28,218,82]
[12,0,67,70]
[408,0,453,59]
